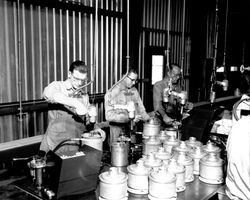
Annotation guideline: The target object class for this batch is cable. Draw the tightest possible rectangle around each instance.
[52,139,81,153]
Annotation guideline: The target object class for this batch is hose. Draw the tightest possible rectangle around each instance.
[52,139,81,153]
[232,97,250,121]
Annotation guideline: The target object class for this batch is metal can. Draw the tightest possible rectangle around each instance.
[99,167,128,200]
[167,159,186,192]
[148,166,177,200]
[142,136,161,155]
[127,160,152,194]
[176,151,194,183]
[199,152,224,184]
[111,142,129,167]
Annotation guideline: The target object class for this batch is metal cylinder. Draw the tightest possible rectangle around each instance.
[176,151,194,183]
[188,146,206,175]
[148,166,177,200]
[199,152,224,184]
[158,130,169,144]
[143,153,162,169]
[163,135,180,153]
[143,136,161,155]
[127,160,151,194]
[33,158,46,189]
[167,159,186,192]
[81,132,104,151]
[143,119,160,138]
[154,147,172,161]
[111,142,129,167]
[173,141,190,156]
[165,127,178,139]
[202,141,221,156]
[185,137,202,150]
[99,167,128,200]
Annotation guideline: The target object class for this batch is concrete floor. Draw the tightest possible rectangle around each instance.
[0,169,34,200]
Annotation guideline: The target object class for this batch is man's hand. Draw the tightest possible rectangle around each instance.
[133,115,142,123]
[75,101,88,115]
[185,102,194,112]
[182,112,190,120]
[163,114,174,125]
[92,128,106,141]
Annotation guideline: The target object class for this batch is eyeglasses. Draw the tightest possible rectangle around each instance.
[127,76,138,83]
[71,75,88,83]
[171,72,181,78]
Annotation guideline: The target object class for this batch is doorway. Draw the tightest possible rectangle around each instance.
[144,47,167,112]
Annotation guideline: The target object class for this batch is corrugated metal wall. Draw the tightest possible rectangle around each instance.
[138,0,191,99]
[0,0,209,143]
[0,0,124,142]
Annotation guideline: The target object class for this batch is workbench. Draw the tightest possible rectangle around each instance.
[13,173,225,200]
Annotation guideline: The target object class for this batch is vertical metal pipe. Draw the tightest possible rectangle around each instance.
[79,11,82,61]
[166,0,171,71]
[66,9,70,72]
[93,0,98,96]
[115,10,118,83]
[210,0,219,103]
[90,0,94,93]
[73,10,76,61]
[110,3,114,85]
[53,8,57,80]
[16,0,23,138]
[105,1,109,91]
[22,3,27,100]
[101,0,104,93]
[60,9,64,80]
[180,0,186,89]
[46,7,50,85]
[213,0,219,73]
[126,0,130,72]
[222,0,229,67]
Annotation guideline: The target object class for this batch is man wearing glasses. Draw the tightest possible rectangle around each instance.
[40,60,105,153]
[104,68,150,145]
[153,64,188,126]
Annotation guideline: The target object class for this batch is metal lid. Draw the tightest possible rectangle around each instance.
[159,130,168,140]
[168,159,185,174]
[185,137,202,148]
[111,141,128,147]
[147,117,160,125]
[144,153,162,168]
[202,141,221,154]
[165,128,177,137]
[127,160,151,175]
[149,166,176,183]
[176,152,193,165]
[164,135,180,146]
[143,136,161,145]
[99,167,128,184]
[155,147,172,160]
[200,152,224,166]
[117,135,131,142]
[82,132,101,140]
[34,158,46,168]
[174,141,190,153]
[189,146,206,159]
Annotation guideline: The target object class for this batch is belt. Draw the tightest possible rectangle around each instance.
[109,121,129,126]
